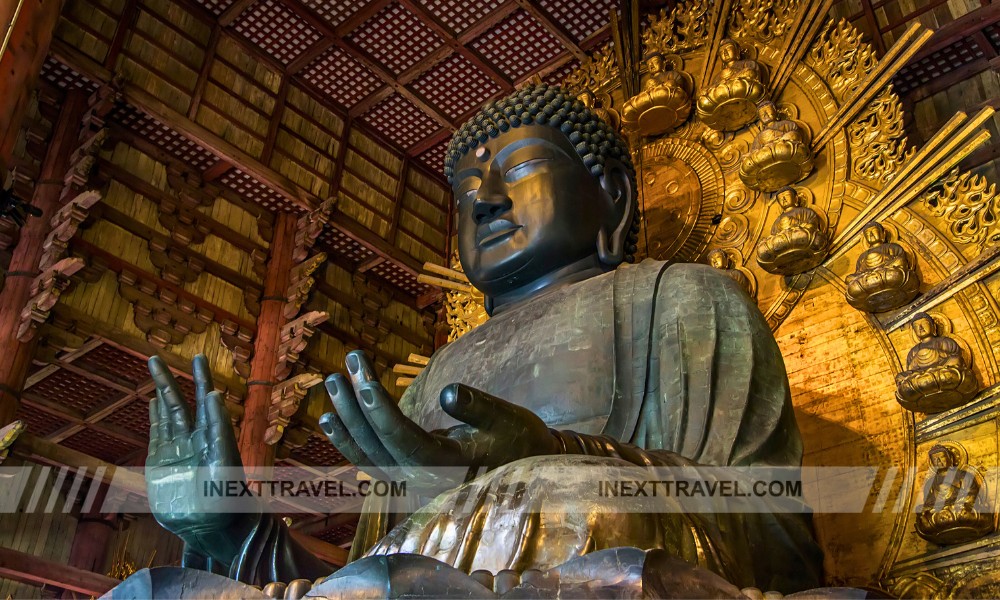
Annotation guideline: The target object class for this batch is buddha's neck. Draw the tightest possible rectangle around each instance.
[487,254,608,316]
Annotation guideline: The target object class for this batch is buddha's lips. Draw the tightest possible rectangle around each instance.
[477,219,522,246]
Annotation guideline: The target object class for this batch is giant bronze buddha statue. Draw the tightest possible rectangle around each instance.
[109,85,845,599]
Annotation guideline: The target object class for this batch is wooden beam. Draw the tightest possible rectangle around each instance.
[456,0,519,44]
[906,55,1000,103]
[280,0,455,130]
[287,38,334,75]
[262,75,290,164]
[399,0,513,91]
[103,0,139,69]
[910,2,1000,62]
[0,546,120,597]
[388,157,409,243]
[219,0,257,27]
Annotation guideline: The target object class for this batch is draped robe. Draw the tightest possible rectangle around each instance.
[225,260,823,593]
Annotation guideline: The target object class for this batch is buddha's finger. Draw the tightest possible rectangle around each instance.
[155,389,172,444]
[204,391,242,468]
[324,374,396,469]
[353,380,459,467]
[319,411,389,480]
[148,397,161,457]
[192,354,214,403]
[149,356,191,435]
[440,383,539,435]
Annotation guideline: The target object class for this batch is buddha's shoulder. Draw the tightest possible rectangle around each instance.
[618,259,738,294]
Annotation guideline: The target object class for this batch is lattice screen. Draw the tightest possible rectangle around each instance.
[112,105,219,172]
[421,0,507,35]
[233,0,324,65]
[894,36,985,95]
[537,0,617,42]
[349,2,444,75]
[471,9,564,81]
[363,94,441,150]
[410,52,502,120]
[301,46,385,109]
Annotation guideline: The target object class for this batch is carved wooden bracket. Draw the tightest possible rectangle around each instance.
[158,200,212,246]
[81,74,124,133]
[350,273,391,347]
[167,164,219,209]
[275,311,328,380]
[16,257,86,342]
[148,238,205,285]
[118,270,213,348]
[63,128,108,195]
[39,190,102,272]
[293,198,335,263]
[265,372,323,445]
[220,319,254,379]
[284,252,327,320]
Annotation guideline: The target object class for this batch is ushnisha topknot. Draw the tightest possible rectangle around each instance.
[444,83,640,262]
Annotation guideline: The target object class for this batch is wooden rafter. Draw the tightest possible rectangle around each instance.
[51,40,426,277]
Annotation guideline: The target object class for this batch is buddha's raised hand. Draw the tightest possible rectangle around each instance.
[146,355,257,567]
[319,350,560,490]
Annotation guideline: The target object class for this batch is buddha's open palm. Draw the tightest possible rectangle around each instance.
[146,355,255,561]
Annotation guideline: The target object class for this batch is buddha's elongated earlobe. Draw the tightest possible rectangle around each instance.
[597,159,635,267]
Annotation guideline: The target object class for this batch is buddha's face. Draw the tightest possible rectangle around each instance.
[863,223,886,246]
[708,250,727,269]
[929,446,955,470]
[759,103,777,124]
[648,55,664,74]
[777,189,798,210]
[913,315,936,339]
[720,41,739,63]
[451,125,622,298]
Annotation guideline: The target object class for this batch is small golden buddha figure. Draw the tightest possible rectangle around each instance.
[739,102,815,193]
[707,249,755,299]
[896,313,979,413]
[621,53,694,136]
[696,38,768,132]
[579,90,621,132]
[915,443,994,545]
[755,187,828,275]
[844,222,920,313]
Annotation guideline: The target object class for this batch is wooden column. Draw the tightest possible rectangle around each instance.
[60,484,118,599]
[0,0,65,174]
[238,211,296,468]
[0,90,87,426]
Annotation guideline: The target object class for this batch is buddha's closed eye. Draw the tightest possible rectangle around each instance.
[505,158,551,183]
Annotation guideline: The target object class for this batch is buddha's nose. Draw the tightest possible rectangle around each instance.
[472,190,512,224]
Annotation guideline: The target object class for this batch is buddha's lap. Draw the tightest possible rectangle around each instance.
[364,455,702,574]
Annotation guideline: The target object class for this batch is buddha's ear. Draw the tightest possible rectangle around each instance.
[597,158,635,267]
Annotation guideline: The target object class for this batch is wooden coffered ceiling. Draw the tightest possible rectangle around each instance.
[166,0,615,169]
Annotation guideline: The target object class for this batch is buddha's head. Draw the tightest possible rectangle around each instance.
[647,52,665,74]
[912,312,937,340]
[758,101,778,125]
[862,222,887,247]
[928,444,958,470]
[776,186,799,210]
[719,39,740,63]
[707,249,730,270]
[444,84,638,312]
